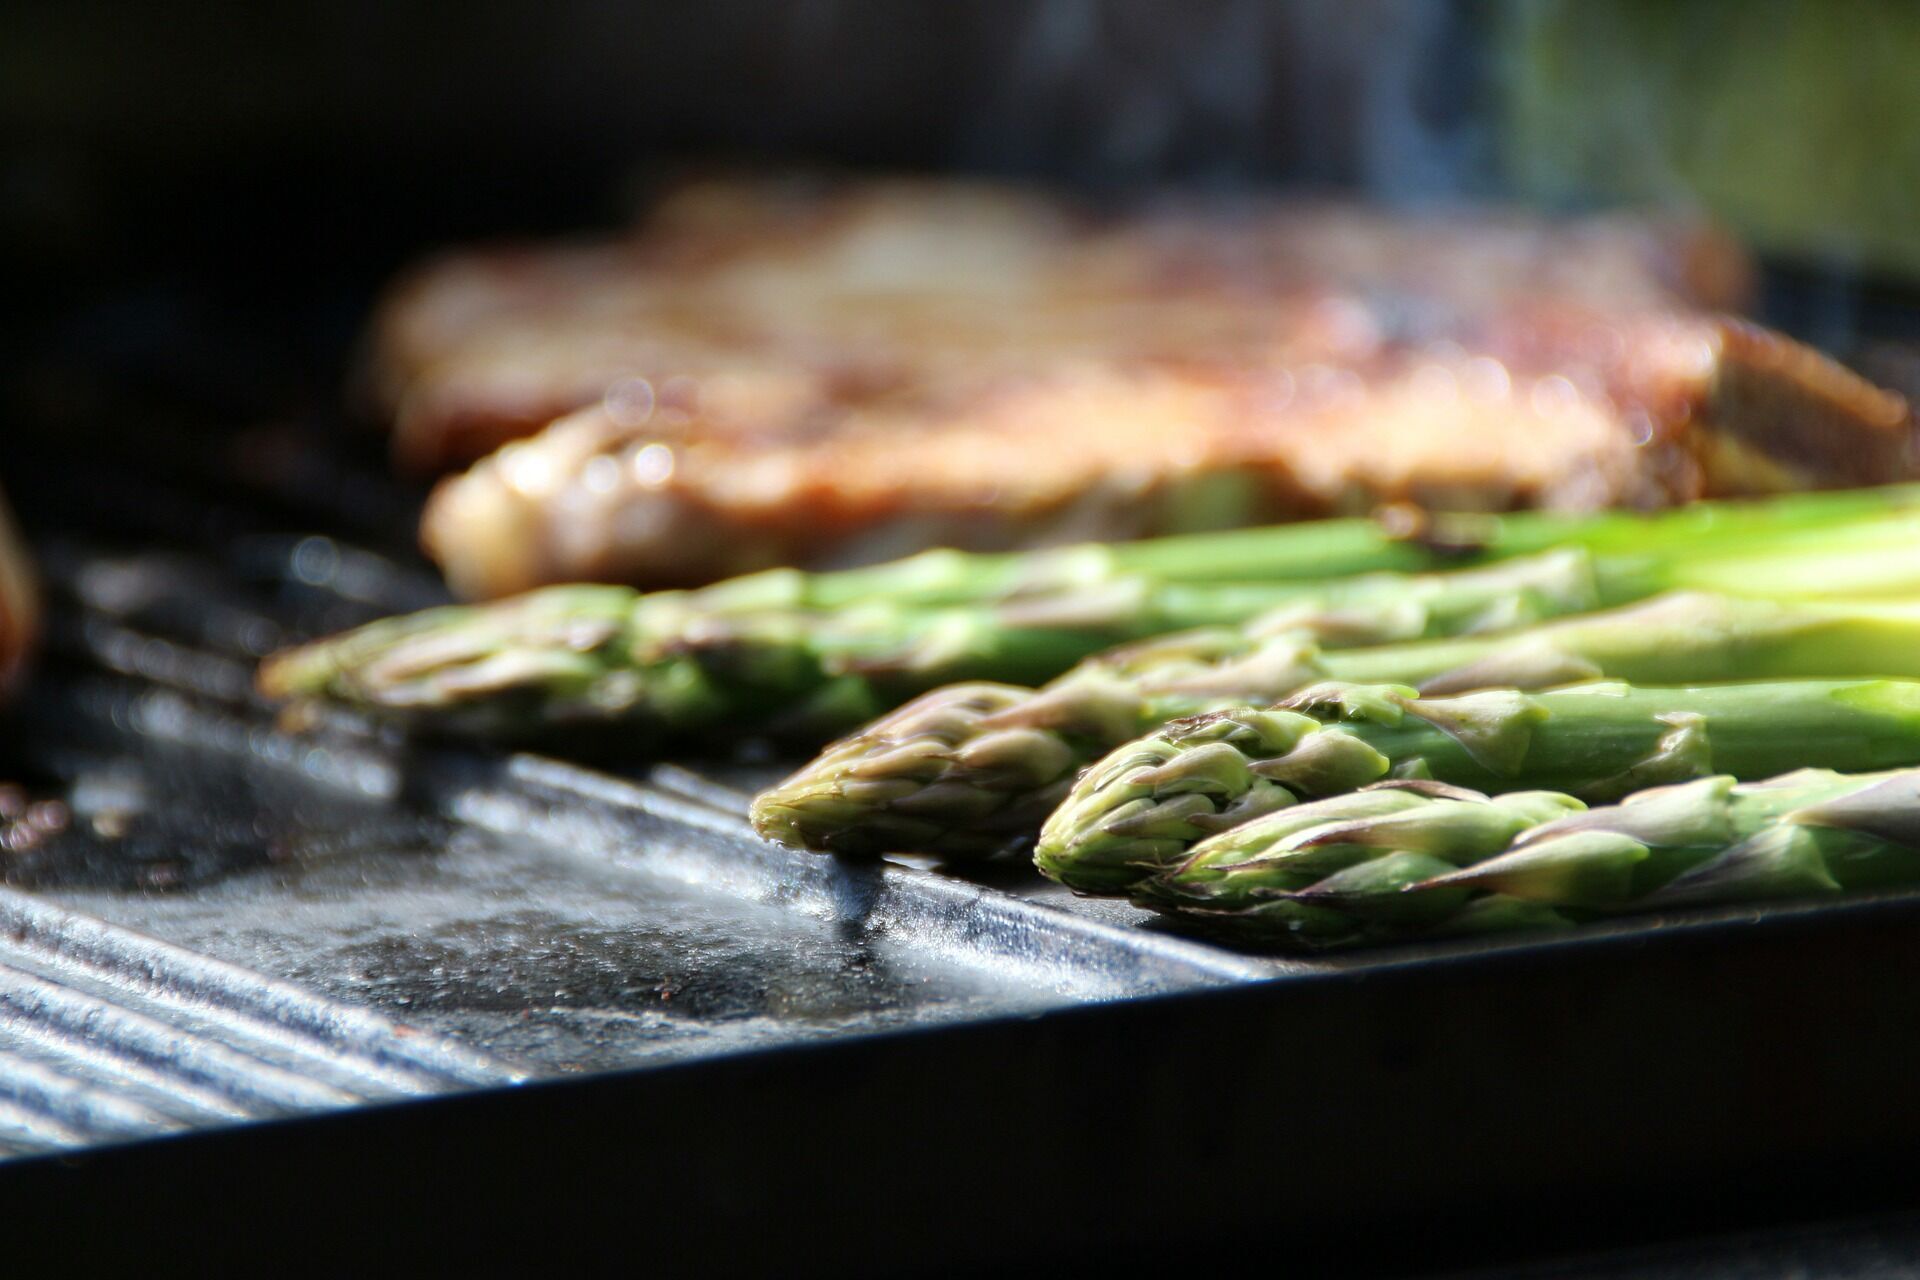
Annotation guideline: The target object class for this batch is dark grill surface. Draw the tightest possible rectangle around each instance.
[0,880,515,1157]
[0,404,1296,1145]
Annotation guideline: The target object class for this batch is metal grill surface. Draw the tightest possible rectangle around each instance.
[10,336,1920,1274]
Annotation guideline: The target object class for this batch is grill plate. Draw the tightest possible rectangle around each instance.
[9,336,1920,1274]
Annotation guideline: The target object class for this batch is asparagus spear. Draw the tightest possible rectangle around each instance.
[257,541,1610,741]
[751,482,1920,607]
[752,592,1920,858]
[1032,678,1920,892]
[1133,768,1920,950]
[262,503,1920,742]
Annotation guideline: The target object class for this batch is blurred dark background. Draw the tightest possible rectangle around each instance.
[3,2,1493,291]
[5,0,1920,399]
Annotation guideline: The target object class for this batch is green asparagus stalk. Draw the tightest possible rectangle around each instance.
[263,503,1920,742]
[751,482,1920,607]
[751,592,1920,858]
[257,541,1610,741]
[1133,768,1920,950]
[1033,678,1920,892]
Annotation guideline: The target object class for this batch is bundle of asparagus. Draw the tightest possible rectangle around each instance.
[752,593,1920,858]
[1032,678,1920,892]
[261,487,1920,744]
[1132,768,1920,950]
[254,480,1920,951]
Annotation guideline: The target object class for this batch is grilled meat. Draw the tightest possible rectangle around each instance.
[372,176,1908,597]
[421,302,1911,597]
[370,177,1756,474]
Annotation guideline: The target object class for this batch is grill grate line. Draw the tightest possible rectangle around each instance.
[0,959,365,1113]
[0,1096,93,1156]
[0,1023,254,1126]
[0,1047,185,1143]
[0,888,518,1095]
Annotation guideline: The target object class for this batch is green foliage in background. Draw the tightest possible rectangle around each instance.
[1503,0,1920,279]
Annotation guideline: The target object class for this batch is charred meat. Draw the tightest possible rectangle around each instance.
[370,177,1756,475]
[421,305,1909,596]
[367,177,1910,597]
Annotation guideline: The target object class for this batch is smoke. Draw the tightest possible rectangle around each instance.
[957,0,1497,200]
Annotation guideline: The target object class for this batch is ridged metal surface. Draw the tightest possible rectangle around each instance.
[439,752,1279,995]
[0,885,521,1157]
[0,483,1284,1157]
[60,643,1278,997]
